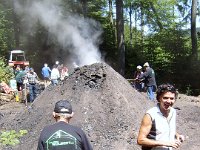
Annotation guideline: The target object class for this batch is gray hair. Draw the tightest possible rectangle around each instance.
[55,113,72,119]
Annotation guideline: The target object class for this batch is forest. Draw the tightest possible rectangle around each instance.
[0,0,200,95]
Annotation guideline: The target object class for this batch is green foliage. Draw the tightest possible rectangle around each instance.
[101,17,117,61]
[124,24,193,87]
[0,4,15,56]
[186,85,192,96]
[0,130,28,146]
[185,85,192,96]
[0,57,14,83]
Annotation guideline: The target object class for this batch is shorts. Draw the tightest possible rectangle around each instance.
[43,77,50,81]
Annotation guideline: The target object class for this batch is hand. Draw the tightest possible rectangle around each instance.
[177,134,185,143]
[168,140,181,148]
[171,140,182,148]
[165,140,182,149]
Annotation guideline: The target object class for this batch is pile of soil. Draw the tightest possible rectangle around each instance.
[0,63,200,150]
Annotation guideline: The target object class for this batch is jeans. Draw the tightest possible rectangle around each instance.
[51,79,58,86]
[29,84,37,102]
[135,82,144,92]
[147,85,155,100]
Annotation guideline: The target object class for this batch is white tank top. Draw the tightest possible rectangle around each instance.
[145,105,176,150]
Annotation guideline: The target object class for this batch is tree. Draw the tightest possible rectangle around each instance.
[12,0,20,48]
[191,0,198,59]
[0,1,15,56]
[81,0,88,17]
[108,0,114,25]
[116,0,125,76]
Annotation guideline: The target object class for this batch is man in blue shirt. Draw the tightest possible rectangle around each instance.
[41,63,51,88]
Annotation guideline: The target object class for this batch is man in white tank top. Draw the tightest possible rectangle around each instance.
[137,83,184,150]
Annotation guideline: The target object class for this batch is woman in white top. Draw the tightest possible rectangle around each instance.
[50,65,60,86]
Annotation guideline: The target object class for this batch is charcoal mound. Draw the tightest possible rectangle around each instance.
[0,63,153,150]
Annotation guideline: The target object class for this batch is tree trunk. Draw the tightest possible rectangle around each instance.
[140,2,144,51]
[191,0,198,60]
[12,0,20,48]
[108,0,114,25]
[81,0,87,17]
[150,2,163,31]
[129,3,132,46]
[116,0,125,76]
[134,8,137,45]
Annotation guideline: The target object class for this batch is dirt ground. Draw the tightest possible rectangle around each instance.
[0,63,200,150]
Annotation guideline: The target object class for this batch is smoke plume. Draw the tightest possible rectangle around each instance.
[14,0,103,67]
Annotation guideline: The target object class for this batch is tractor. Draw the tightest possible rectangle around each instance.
[8,50,29,69]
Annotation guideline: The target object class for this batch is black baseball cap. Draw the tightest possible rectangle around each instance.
[54,100,72,114]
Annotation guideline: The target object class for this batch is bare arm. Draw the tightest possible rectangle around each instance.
[137,114,182,148]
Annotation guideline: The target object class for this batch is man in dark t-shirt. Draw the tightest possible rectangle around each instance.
[37,100,93,150]
[139,62,157,101]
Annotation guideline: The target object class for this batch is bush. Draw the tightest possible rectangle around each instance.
[0,130,28,146]
[0,57,14,84]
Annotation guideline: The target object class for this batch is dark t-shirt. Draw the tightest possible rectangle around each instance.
[37,121,93,150]
[140,67,156,87]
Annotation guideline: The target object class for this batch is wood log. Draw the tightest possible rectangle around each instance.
[0,92,14,102]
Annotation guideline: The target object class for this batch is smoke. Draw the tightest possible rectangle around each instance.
[14,0,103,66]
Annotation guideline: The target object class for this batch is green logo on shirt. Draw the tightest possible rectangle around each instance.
[46,130,78,149]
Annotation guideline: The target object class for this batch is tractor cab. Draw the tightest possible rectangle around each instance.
[8,50,29,69]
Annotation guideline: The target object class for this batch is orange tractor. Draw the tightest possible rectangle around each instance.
[8,50,29,69]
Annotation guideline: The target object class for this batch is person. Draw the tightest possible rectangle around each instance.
[27,68,39,102]
[41,63,51,88]
[37,99,93,150]
[60,64,69,80]
[137,83,185,150]
[55,60,63,76]
[50,65,60,86]
[55,60,60,68]
[55,60,59,65]
[24,66,30,73]
[139,62,157,100]
[58,63,64,77]
[14,65,21,76]
[64,65,69,77]
[15,69,27,91]
[133,65,144,92]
